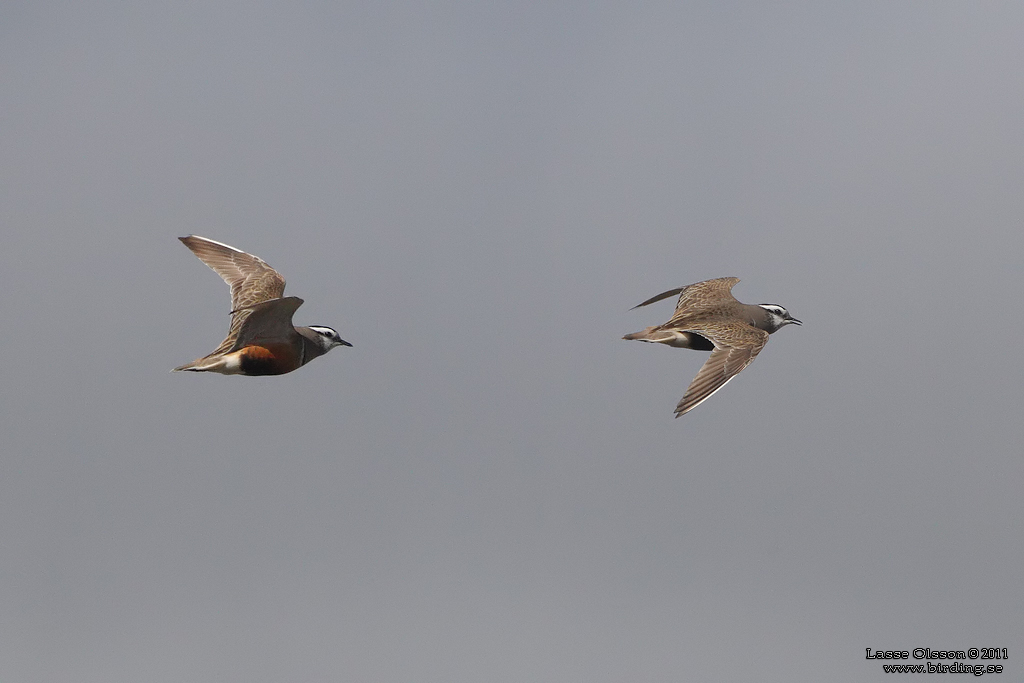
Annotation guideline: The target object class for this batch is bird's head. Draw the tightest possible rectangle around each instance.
[307,325,353,351]
[758,304,801,332]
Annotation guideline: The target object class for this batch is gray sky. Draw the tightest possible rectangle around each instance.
[2,1,1022,681]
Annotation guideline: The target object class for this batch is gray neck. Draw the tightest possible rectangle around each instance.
[740,304,776,332]
[296,327,329,364]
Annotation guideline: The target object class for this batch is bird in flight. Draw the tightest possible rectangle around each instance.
[624,277,800,417]
[173,235,350,375]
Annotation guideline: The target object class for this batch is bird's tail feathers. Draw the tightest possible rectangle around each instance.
[623,327,672,343]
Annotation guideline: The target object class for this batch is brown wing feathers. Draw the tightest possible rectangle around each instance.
[178,236,286,312]
[178,235,292,357]
[674,334,766,417]
[626,277,785,417]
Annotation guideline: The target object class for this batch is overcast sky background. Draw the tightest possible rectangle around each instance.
[1,1,1022,681]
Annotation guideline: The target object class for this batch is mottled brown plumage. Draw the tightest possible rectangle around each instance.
[624,277,799,417]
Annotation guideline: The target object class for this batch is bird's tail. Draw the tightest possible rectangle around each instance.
[623,327,713,350]
[171,354,220,372]
[623,326,671,343]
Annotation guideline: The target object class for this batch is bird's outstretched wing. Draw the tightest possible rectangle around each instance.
[179,235,286,312]
[665,277,741,326]
[178,235,290,356]
[674,321,768,417]
[630,278,741,321]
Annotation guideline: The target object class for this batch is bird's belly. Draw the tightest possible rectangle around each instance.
[238,343,302,376]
